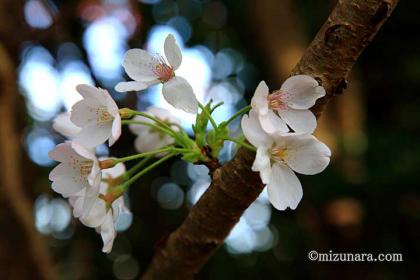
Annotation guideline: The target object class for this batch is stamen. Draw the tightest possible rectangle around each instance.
[95,106,113,125]
[152,56,174,82]
[271,146,288,162]
[268,90,287,110]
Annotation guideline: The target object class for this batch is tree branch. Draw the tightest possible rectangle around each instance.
[141,0,398,279]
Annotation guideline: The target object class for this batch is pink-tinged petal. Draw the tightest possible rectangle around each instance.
[282,134,331,175]
[100,212,116,253]
[115,81,148,92]
[122,48,158,82]
[251,81,269,114]
[267,163,303,210]
[280,75,325,110]
[48,142,74,162]
[164,34,182,70]
[278,108,317,134]
[241,110,273,148]
[52,112,81,138]
[259,110,289,134]
[74,122,113,148]
[109,115,121,147]
[162,76,198,114]
[80,198,107,228]
[251,147,272,184]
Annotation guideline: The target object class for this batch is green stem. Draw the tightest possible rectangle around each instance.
[126,156,153,178]
[223,105,251,127]
[224,137,256,152]
[122,120,174,137]
[114,147,173,164]
[129,109,176,134]
[210,101,224,113]
[198,102,218,129]
[119,154,175,192]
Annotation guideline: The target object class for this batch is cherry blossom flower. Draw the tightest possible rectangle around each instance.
[251,75,325,134]
[52,112,82,138]
[241,111,331,210]
[69,161,129,253]
[48,141,101,198]
[70,84,121,147]
[129,106,181,154]
[115,34,198,114]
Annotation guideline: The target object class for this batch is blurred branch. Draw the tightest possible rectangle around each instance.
[142,0,399,278]
[0,44,57,280]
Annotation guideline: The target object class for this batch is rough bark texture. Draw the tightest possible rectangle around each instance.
[142,1,399,279]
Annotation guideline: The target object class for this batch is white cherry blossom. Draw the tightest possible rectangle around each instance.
[69,161,129,253]
[241,111,331,210]
[48,141,101,198]
[115,34,198,114]
[52,112,82,138]
[70,84,121,148]
[129,106,181,154]
[251,75,325,134]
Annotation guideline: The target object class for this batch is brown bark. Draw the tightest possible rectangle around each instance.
[142,0,399,279]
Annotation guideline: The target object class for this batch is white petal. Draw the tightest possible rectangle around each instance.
[101,161,126,179]
[134,130,173,155]
[147,106,181,126]
[278,108,317,134]
[282,134,331,175]
[251,81,269,114]
[53,112,81,138]
[280,75,325,109]
[109,115,122,147]
[122,48,158,82]
[164,34,182,70]
[251,147,272,184]
[115,81,148,92]
[267,163,303,210]
[241,110,273,147]
[162,76,198,114]
[48,142,76,162]
[71,141,98,162]
[70,100,100,128]
[128,115,150,135]
[49,163,76,181]
[74,122,113,148]
[259,110,289,134]
[52,176,85,197]
[80,198,107,228]
[100,212,116,253]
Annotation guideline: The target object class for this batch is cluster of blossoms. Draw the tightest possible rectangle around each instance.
[241,77,331,210]
[48,33,331,253]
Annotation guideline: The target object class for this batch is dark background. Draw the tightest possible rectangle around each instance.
[0,0,419,279]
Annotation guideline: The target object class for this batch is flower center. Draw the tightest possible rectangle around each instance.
[70,157,94,183]
[96,106,113,124]
[152,56,174,82]
[268,90,287,110]
[79,160,93,177]
[271,146,288,162]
